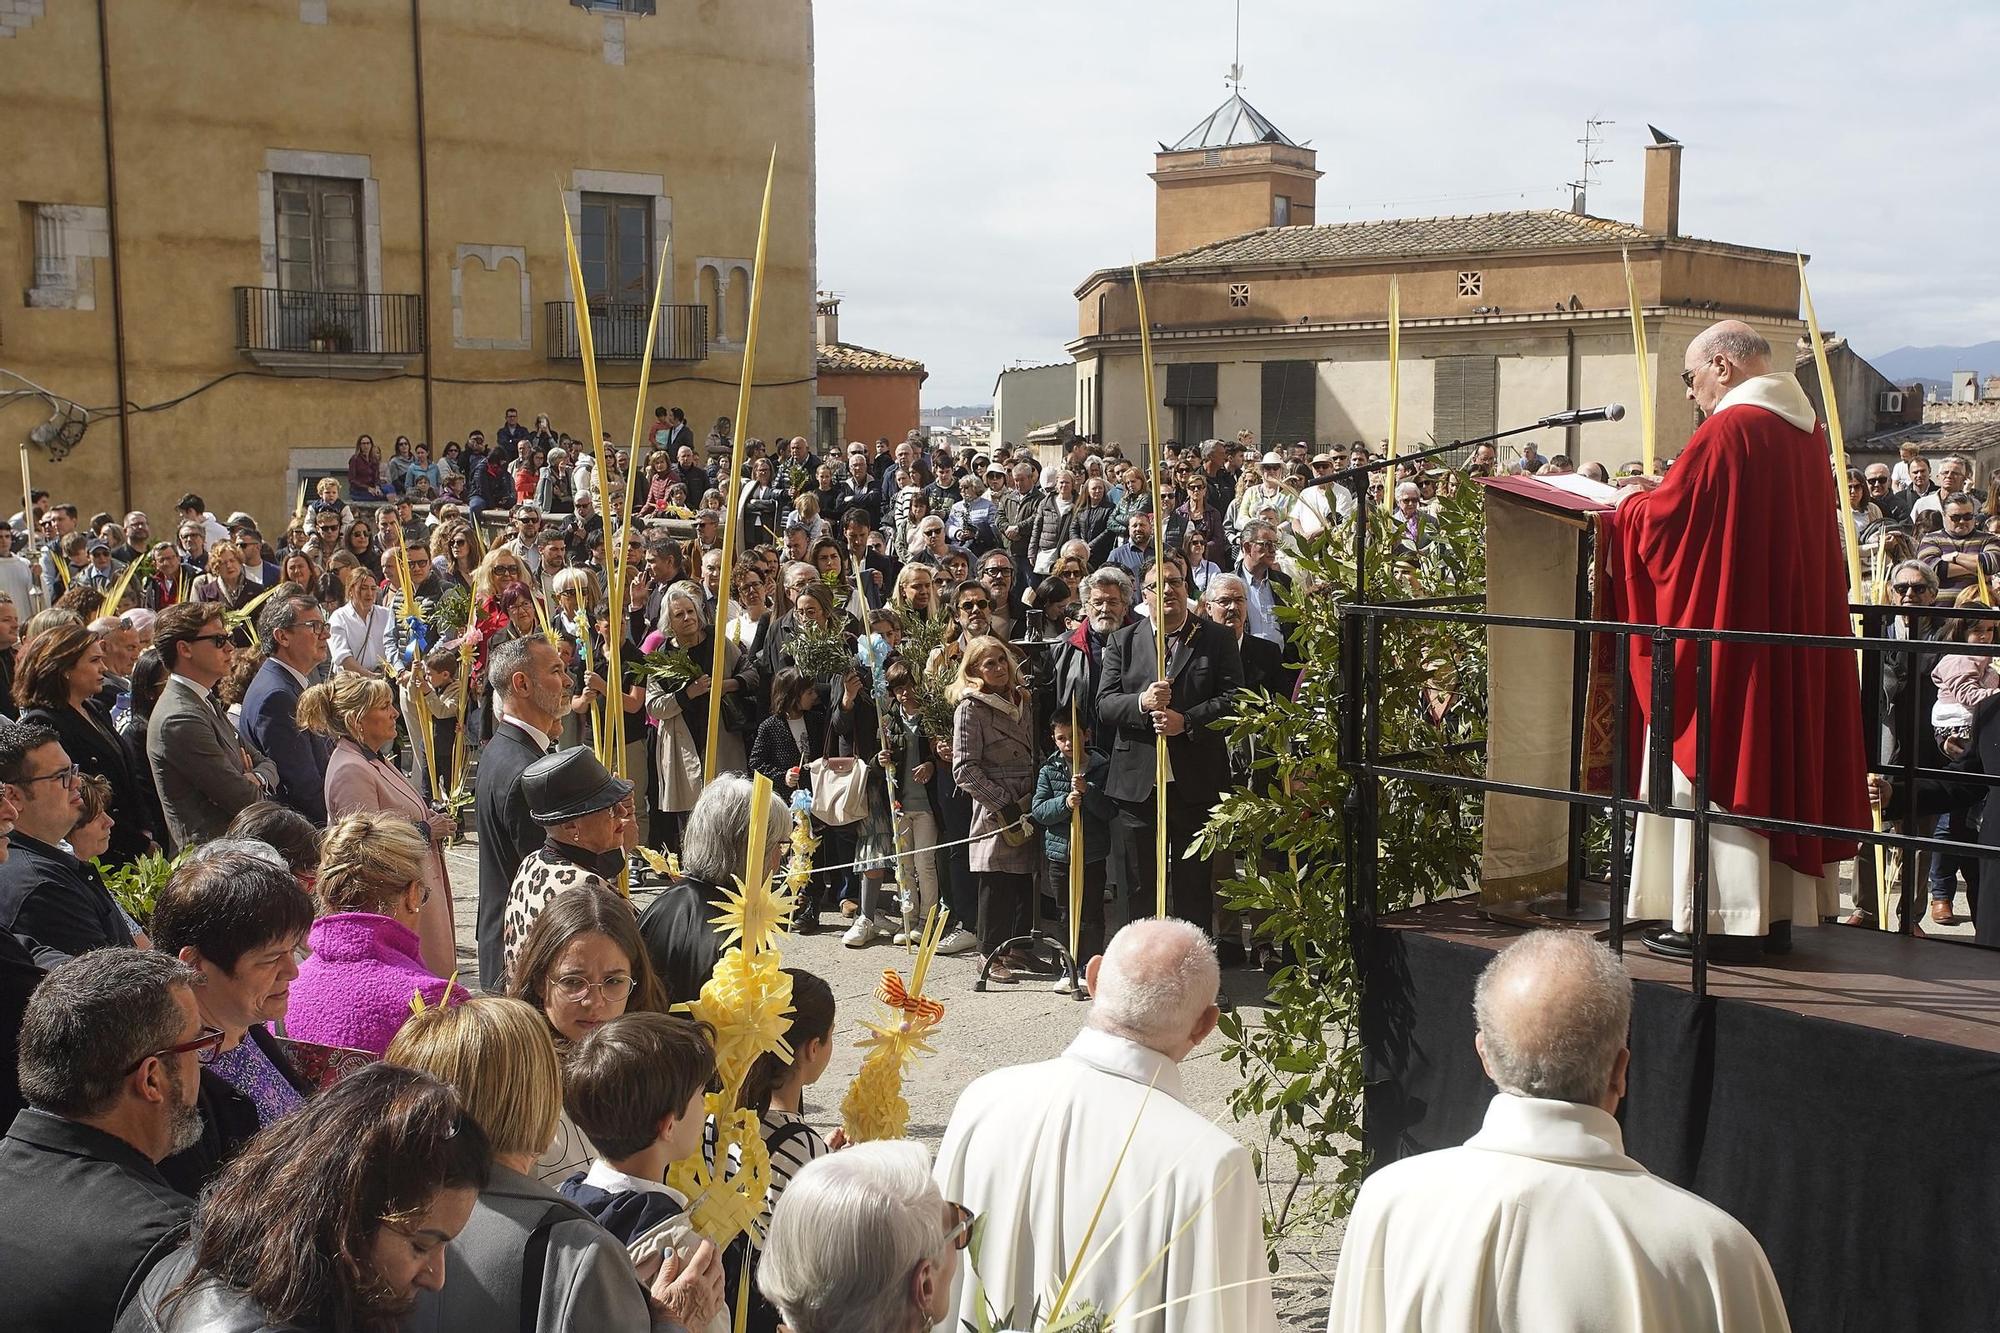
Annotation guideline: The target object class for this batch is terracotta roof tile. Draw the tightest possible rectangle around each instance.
[817,341,925,375]
[1144,209,1659,270]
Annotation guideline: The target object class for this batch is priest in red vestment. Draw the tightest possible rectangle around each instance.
[1598,320,1868,961]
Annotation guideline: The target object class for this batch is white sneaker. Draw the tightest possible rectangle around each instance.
[891,927,914,946]
[842,917,879,949]
[1053,972,1077,995]
[936,927,979,956]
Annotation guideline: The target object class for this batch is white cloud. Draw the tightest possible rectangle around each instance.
[816,0,2000,400]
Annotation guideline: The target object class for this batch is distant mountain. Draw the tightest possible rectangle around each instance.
[1868,341,2000,384]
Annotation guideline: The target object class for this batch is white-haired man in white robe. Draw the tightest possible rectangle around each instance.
[1327,930,1791,1332]
[933,919,1276,1333]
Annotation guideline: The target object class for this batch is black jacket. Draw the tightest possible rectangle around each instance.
[636,876,729,1007]
[157,1026,309,1200]
[0,1109,193,1332]
[474,720,548,991]
[24,701,162,863]
[1096,616,1244,809]
[0,830,134,962]
[1237,630,1288,697]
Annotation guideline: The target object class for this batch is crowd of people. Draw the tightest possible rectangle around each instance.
[0,386,1857,1331]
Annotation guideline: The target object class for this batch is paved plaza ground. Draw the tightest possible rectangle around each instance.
[442,837,1342,1329]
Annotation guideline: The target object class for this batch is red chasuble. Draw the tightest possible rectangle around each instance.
[1597,382,1867,878]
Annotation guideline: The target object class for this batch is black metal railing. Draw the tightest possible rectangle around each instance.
[544,302,707,362]
[234,288,425,356]
[1318,437,2000,1000]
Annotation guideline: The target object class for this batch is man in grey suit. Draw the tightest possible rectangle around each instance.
[238,586,332,825]
[473,635,567,991]
[147,602,277,849]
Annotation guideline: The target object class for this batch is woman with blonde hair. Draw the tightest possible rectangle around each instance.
[949,634,1041,983]
[298,672,457,975]
[387,997,723,1333]
[288,812,470,1055]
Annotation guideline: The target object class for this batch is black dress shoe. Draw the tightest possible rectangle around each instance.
[1216,938,1248,969]
[1641,926,1764,965]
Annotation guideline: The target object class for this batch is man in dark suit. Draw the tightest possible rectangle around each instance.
[238,587,332,825]
[0,949,201,1331]
[1203,573,1285,694]
[147,603,277,849]
[0,719,134,961]
[474,634,567,991]
[1051,567,1135,755]
[831,446,881,530]
[1097,552,1243,933]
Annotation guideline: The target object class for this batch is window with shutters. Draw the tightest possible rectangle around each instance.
[1272,195,1291,227]
[274,175,363,295]
[1164,362,1217,443]
[1260,361,1316,448]
[1432,356,1498,444]
[579,192,653,307]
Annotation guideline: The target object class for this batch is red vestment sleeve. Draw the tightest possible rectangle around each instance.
[1596,405,1867,878]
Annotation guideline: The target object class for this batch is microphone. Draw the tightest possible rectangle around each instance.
[1537,404,1626,428]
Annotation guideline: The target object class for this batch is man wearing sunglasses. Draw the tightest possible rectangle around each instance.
[0,719,136,958]
[146,602,278,848]
[1604,319,1868,962]
[0,950,208,1331]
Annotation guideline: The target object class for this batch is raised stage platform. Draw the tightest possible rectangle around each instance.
[1361,898,2000,1333]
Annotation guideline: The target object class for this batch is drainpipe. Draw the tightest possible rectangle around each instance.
[410,0,437,449]
[93,0,133,510]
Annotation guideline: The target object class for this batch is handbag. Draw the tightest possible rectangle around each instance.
[808,756,869,826]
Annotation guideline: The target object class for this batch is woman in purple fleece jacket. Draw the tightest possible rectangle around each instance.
[288,813,467,1056]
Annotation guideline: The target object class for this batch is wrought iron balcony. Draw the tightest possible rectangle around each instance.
[233,288,425,371]
[545,302,708,363]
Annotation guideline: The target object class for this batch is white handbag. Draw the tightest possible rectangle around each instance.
[808,756,869,826]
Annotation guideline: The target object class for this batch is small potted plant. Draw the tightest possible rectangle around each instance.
[307,316,354,353]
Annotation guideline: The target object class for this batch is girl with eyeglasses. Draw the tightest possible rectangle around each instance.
[504,887,669,1184]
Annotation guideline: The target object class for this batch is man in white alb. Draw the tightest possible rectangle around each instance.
[1326,930,1791,1332]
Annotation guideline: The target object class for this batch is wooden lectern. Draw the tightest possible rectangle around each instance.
[1475,473,1618,910]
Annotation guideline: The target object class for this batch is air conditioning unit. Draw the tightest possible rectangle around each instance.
[1879,391,1904,414]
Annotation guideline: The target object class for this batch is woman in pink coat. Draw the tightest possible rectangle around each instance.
[286,813,468,1056]
[298,674,459,975]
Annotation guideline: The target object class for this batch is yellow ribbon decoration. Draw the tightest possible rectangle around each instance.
[1069,692,1084,961]
[1386,275,1400,460]
[1797,255,1887,929]
[1130,263,1169,920]
[1622,248,1656,475]
[705,148,778,781]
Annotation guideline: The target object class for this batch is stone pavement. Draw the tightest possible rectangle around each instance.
[441,837,1341,1329]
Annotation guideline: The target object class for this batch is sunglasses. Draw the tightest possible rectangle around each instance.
[125,1024,226,1073]
[1893,582,1930,596]
[957,600,991,612]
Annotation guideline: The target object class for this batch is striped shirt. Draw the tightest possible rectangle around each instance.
[703,1107,830,1244]
[1917,531,2000,596]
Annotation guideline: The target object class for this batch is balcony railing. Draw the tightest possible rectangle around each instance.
[545,302,708,363]
[234,288,426,358]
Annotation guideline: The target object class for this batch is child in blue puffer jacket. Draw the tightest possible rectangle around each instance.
[1030,714,1118,986]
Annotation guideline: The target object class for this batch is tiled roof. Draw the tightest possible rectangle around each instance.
[1164,93,1300,151]
[1142,209,1660,271]
[817,341,925,375]
[1858,420,2000,457]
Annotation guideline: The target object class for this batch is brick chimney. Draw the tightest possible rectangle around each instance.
[1643,140,1682,237]
[815,293,840,346]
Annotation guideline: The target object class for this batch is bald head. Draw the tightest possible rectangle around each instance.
[1472,931,1632,1109]
[1086,918,1221,1061]
[1683,320,1773,413]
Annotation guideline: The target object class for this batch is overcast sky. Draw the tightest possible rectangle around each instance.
[814,0,1998,405]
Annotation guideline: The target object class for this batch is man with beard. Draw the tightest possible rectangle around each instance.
[1052,567,1134,754]
[473,635,568,990]
[0,949,206,1332]
[1099,554,1243,937]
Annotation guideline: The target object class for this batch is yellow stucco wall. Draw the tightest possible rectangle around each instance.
[0,0,816,525]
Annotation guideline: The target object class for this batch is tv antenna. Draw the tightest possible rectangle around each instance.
[1568,117,1613,214]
